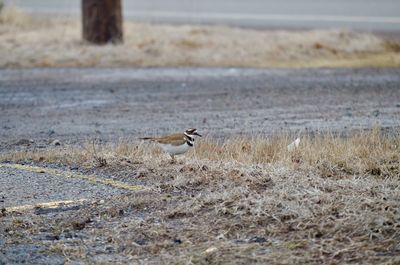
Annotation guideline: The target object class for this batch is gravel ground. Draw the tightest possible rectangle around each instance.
[1,67,400,152]
[0,165,133,265]
[0,166,128,208]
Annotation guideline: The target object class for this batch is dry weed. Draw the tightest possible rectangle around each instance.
[2,129,399,178]
[1,130,400,263]
[1,6,399,68]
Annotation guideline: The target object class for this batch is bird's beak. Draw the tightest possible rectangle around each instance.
[194,132,202,137]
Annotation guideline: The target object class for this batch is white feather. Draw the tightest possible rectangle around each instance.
[287,138,300,152]
[160,142,192,156]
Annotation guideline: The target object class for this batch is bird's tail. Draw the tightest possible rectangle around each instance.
[139,137,155,141]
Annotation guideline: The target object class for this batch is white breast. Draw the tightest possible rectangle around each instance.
[160,142,192,156]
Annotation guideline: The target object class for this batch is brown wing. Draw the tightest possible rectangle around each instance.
[156,133,186,146]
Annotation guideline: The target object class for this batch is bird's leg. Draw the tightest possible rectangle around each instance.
[170,154,176,164]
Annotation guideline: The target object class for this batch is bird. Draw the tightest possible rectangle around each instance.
[140,128,202,160]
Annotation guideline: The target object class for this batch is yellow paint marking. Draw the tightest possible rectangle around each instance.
[5,199,89,212]
[0,163,145,191]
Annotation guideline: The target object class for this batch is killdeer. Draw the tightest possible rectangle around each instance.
[140,128,202,159]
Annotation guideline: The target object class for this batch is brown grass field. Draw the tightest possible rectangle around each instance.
[1,5,400,69]
[1,130,400,264]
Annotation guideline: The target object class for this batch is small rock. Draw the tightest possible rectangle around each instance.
[372,110,380,117]
[51,139,61,146]
[64,232,73,239]
[248,236,268,243]
[44,234,60,241]
[48,129,55,136]
[71,218,91,230]
[105,246,114,253]
[204,247,218,253]
[134,239,146,246]
[216,234,225,240]
[256,248,271,255]
[15,139,34,146]
[173,239,182,244]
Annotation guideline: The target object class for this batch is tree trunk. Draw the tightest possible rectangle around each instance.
[82,0,123,44]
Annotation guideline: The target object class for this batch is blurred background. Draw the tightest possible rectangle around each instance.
[1,0,400,70]
[1,0,399,70]
[5,0,400,32]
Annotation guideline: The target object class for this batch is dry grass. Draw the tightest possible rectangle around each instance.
[1,5,400,69]
[3,129,399,178]
[1,131,400,263]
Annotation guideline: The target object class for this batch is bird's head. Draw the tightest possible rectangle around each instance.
[185,128,202,137]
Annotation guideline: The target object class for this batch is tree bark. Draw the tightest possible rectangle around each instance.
[82,0,123,44]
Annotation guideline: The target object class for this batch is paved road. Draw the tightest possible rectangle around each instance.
[0,68,399,151]
[0,165,127,208]
[6,0,400,31]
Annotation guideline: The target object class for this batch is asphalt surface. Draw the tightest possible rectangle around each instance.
[0,166,127,208]
[7,0,400,31]
[0,67,399,151]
